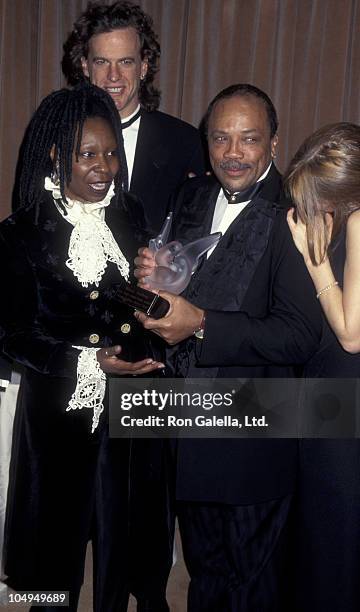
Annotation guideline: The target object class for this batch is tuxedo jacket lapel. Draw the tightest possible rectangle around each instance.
[181,166,284,310]
[186,198,277,310]
[173,178,220,241]
[131,113,167,200]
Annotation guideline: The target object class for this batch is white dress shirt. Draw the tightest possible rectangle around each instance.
[121,105,141,186]
[207,162,273,258]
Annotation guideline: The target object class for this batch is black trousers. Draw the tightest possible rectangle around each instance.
[28,438,174,612]
[178,495,293,612]
[128,439,175,612]
[293,440,360,612]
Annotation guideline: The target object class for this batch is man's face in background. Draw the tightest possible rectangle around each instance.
[81,27,148,118]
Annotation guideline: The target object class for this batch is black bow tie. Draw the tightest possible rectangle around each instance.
[121,108,142,130]
[223,179,264,204]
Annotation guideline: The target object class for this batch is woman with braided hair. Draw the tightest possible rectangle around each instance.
[0,83,165,611]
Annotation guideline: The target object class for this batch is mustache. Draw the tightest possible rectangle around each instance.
[219,161,252,171]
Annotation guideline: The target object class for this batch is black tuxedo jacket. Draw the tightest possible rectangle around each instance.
[170,166,323,505]
[0,354,11,381]
[129,110,205,233]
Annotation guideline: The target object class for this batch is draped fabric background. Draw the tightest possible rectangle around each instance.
[1,0,360,220]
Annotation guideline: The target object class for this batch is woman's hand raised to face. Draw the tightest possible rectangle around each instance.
[286,208,309,259]
[287,207,333,266]
[97,345,164,375]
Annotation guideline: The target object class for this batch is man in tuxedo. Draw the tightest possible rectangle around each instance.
[135,84,323,611]
[62,0,205,232]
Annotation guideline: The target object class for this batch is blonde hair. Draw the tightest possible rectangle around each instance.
[284,122,360,264]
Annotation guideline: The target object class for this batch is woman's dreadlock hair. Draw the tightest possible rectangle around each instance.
[19,82,127,219]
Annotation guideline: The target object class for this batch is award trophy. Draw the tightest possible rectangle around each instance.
[116,212,221,318]
[145,212,221,294]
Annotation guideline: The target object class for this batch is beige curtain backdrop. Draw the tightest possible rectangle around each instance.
[1,0,360,219]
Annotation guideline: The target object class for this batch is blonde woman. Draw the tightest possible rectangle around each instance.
[285,122,360,612]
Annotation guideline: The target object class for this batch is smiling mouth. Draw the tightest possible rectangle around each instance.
[220,162,251,173]
[226,167,248,172]
[89,182,111,192]
[224,168,251,178]
[106,87,125,94]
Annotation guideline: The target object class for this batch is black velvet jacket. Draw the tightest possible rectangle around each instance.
[0,191,157,594]
[0,191,153,375]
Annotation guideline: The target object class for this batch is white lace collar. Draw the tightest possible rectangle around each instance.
[44,176,129,287]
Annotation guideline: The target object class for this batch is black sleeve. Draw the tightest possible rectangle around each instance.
[185,132,206,177]
[167,133,206,223]
[0,228,77,378]
[120,191,153,242]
